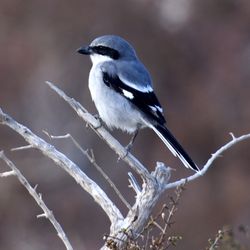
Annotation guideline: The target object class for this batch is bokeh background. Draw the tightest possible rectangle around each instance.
[0,0,250,249]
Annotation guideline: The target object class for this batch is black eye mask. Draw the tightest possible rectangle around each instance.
[91,45,120,60]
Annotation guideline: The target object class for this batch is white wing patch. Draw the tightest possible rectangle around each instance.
[122,89,134,99]
[120,75,153,93]
[149,105,157,112]
[155,105,163,113]
[149,105,163,113]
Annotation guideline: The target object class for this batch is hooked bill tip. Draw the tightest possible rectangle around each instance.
[76,46,91,55]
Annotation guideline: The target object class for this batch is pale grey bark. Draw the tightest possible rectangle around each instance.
[1,82,250,250]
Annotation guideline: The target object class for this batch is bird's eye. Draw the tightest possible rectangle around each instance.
[93,46,120,60]
[92,46,107,55]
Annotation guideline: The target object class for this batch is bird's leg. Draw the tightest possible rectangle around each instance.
[93,114,103,129]
[125,128,139,152]
[119,129,139,161]
[86,113,103,130]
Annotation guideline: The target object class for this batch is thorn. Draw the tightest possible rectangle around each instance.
[229,132,236,140]
[42,130,51,139]
[90,149,95,162]
[37,213,47,218]
[11,145,33,151]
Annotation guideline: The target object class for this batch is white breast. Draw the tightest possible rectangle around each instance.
[88,64,145,133]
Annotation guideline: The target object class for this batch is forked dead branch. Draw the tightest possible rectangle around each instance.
[0,81,250,249]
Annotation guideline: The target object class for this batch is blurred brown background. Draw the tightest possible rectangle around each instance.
[0,0,250,249]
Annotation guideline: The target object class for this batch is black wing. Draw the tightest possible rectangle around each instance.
[103,71,166,125]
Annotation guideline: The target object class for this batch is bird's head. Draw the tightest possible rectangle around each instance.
[77,35,137,65]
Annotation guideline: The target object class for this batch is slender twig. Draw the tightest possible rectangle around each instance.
[165,132,250,190]
[158,186,184,245]
[208,229,226,250]
[152,220,164,232]
[11,145,33,151]
[45,132,131,210]
[128,172,141,195]
[0,151,73,250]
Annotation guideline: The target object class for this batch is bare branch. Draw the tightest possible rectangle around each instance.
[0,151,73,250]
[2,80,249,249]
[0,108,123,225]
[165,132,250,190]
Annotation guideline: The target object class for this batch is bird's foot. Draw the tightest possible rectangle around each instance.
[118,147,130,161]
[93,114,103,129]
[125,141,133,153]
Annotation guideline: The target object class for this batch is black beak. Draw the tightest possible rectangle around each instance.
[77,46,92,55]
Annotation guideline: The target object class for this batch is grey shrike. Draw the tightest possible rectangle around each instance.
[77,35,199,172]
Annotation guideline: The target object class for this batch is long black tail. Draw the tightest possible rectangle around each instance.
[152,124,199,172]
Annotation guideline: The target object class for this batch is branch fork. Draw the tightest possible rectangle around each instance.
[1,81,250,249]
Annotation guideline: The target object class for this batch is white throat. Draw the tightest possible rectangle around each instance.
[90,54,114,66]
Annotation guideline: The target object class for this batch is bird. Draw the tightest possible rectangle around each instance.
[77,35,199,172]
